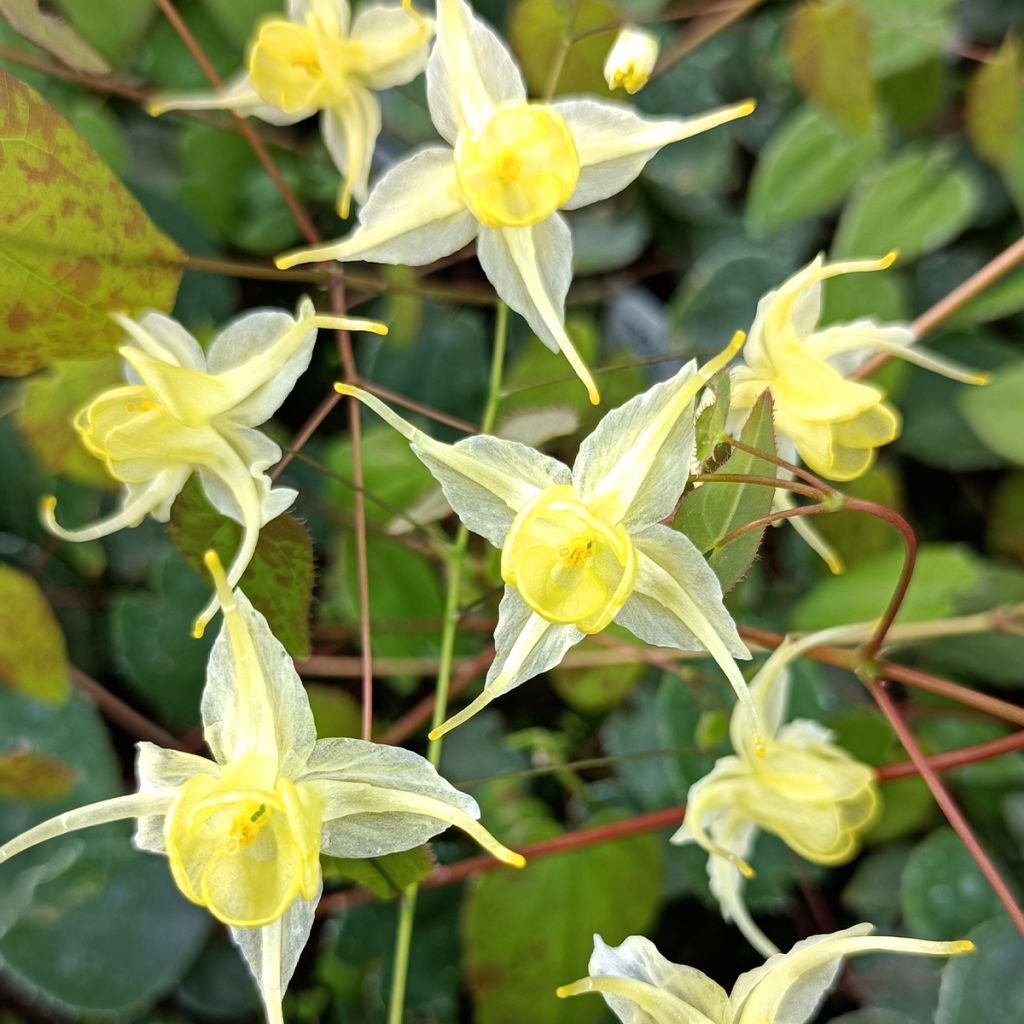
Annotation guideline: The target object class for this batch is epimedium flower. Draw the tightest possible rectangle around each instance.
[729,252,988,481]
[335,332,765,743]
[557,926,973,1023]
[604,27,660,94]
[672,626,880,957]
[41,298,387,638]
[0,552,523,1024]
[276,0,754,404]
[147,0,434,218]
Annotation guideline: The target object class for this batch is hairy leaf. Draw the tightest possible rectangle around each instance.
[0,70,183,375]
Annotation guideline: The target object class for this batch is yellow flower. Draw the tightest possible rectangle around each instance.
[557,926,973,1023]
[604,27,659,94]
[147,0,434,217]
[336,332,764,743]
[40,298,386,637]
[672,626,881,956]
[730,253,988,481]
[0,552,522,1024]
[276,0,753,404]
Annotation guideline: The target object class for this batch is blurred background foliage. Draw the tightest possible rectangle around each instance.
[1,0,1024,1021]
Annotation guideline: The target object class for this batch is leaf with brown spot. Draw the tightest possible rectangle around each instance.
[0,70,184,375]
[167,478,315,658]
[0,748,76,800]
[0,563,70,703]
[16,355,122,488]
[0,0,111,75]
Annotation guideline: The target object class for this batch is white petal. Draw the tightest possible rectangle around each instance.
[202,587,317,774]
[337,384,570,546]
[146,71,311,126]
[275,146,475,268]
[431,587,583,739]
[289,0,351,31]
[426,0,524,142]
[351,4,433,90]
[321,87,381,217]
[229,880,321,1024]
[116,311,206,370]
[134,744,218,854]
[555,98,754,210]
[478,218,600,404]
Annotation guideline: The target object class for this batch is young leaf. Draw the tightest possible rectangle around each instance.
[0,70,183,375]
[786,2,876,134]
[675,391,777,593]
[0,0,110,73]
[167,479,315,658]
[323,846,435,900]
[0,563,70,704]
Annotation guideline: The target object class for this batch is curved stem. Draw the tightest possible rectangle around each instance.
[385,303,509,1024]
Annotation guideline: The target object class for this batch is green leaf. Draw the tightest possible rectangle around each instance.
[508,0,618,97]
[200,0,278,49]
[812,464,904,567]
[0,563,70,703]
[570,204,651,277]
[655,672,720,794]
[0,750,76,800]
[950,267,1024,326]
[936,916,1024,1023]
[305,683,362,739]
[842,845,913,929]
[167,478,315,658]
[0,838,211,1015]
[786,2,875,134]
[462,823,661,1024]
[965,34,1021,168]
[959,361,1024,465]
[0,70,183,375]
[323,846,435,900]
[792,544,982,630]
[676,392,777,592]
[988,470,1024,560]
[746,105,882,235]
[49,0,154,65]
[550,646,645,713]
[833,147,980,262]
[0,0,110,73]
[16,356,122,488]
[109,555,214,727]
[694,371,730,464]
[901,827,1016,940]
[848,0,954,76]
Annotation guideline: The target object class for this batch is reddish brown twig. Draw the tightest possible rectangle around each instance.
[716,502,830,548]
[875,729,1024,780]
[868,678,1024,939]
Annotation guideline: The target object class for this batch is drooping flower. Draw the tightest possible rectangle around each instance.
[147,0,434,217]
[41,299,387,637]
[557,926,973,1023]
[276,0,754,404]
[0,552,522,1024]
[336,332,763,742]
[729,253,988,481]
[604,27,659,94]
[672,626,880,956]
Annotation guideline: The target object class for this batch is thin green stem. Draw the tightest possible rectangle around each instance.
[385,303,509,1024]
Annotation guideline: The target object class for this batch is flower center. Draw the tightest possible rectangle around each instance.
[248,19,350,113]
[500,485,636,633]
[454,104,581,228]
[227,801,270,851]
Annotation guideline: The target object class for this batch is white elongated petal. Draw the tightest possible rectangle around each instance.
[230,880,321,1024]
[0,791,175,864]
[351,4,433,90]
[321,87,382,218]
[772,488,844,575]
[729,925,973,1024]
[311,778,525,866]
[288,0,350,30]
[430,587,583,740]
[810,321,989,385]
[557,934,729,1023]
[555,98,754,210]
[478,218,600,404]
[275,146,474,268]
[41,469,191,542]
[622,527,759,743]
[134,744,218,854]
[427,0,524,141]
[574,333,743,527]
[201,561,317,774]
[146,71,311,126]
[115,311,206,371]
[336,384,569,546]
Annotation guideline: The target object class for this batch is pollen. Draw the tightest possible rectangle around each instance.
[497,155,521,184]
[228,802,270,850]
[559,535,595,568]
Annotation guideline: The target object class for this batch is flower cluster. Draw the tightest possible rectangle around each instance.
[2,0,992,1020]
